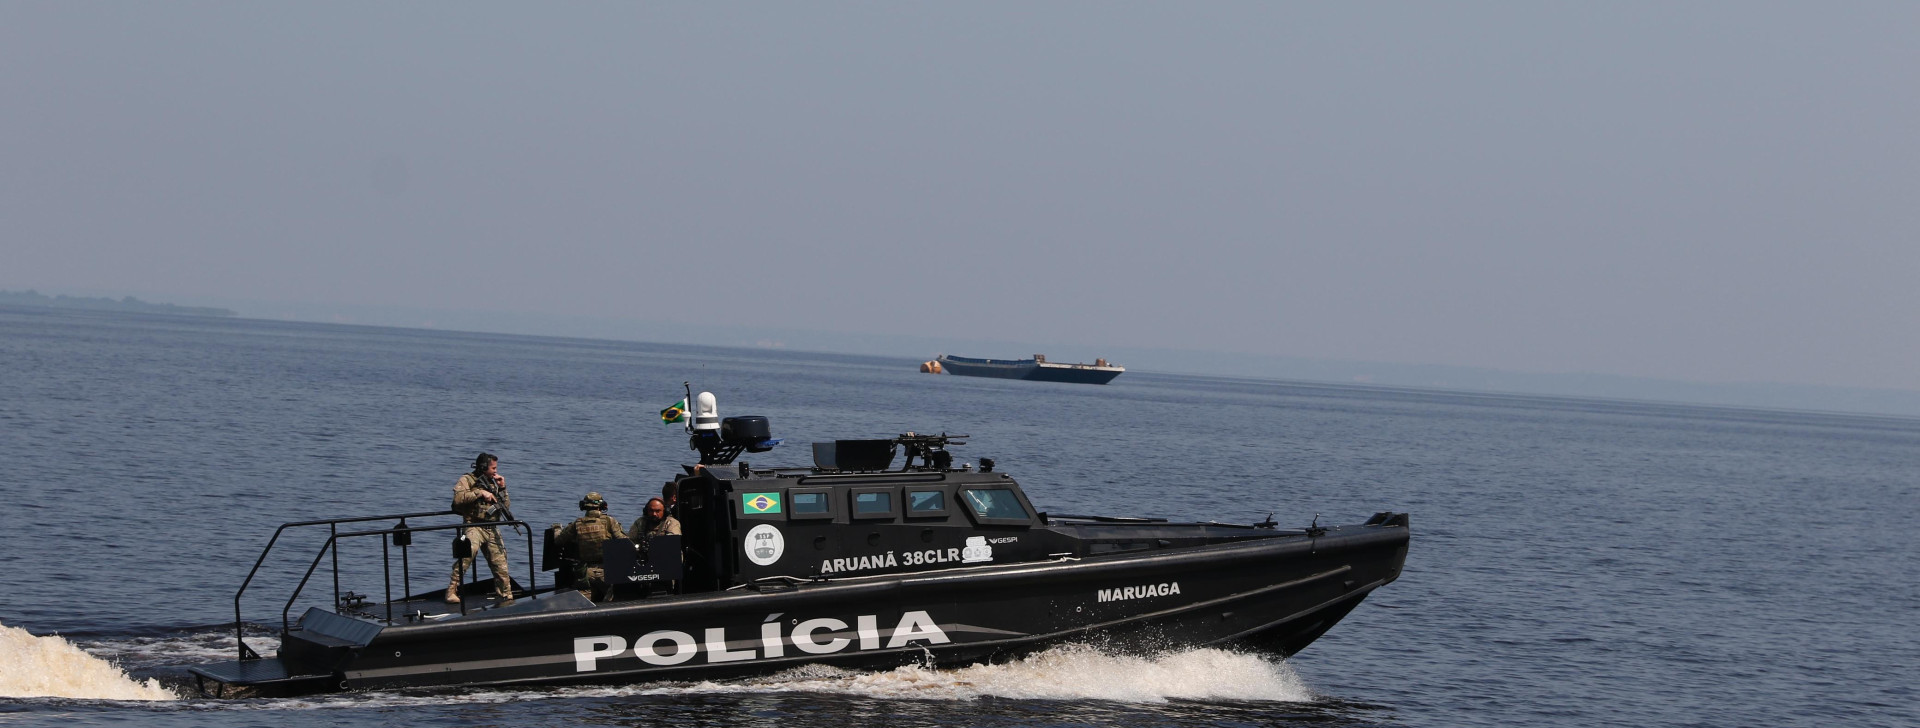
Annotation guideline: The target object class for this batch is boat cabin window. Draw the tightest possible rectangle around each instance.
[906,489,946,517]
[789,488,835,520]
[850,487,898,520]
[961,487,1031,525]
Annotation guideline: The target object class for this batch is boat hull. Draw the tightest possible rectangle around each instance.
[936,355,1124,384]
[191,521,1404,694]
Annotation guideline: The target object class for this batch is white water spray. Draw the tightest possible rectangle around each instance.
[0,622,177,701]
[665,644,1315,703]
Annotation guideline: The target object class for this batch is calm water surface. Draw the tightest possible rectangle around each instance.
[0,306,1915,727]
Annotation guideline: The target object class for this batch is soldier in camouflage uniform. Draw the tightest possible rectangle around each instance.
[554,492,626,600]
[447,452,514,603]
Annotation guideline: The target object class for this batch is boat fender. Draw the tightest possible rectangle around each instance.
[453,531,472,558]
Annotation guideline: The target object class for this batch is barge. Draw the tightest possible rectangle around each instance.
[934,354,1125,384]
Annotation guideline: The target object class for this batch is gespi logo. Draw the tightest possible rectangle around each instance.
[572,610,950,671]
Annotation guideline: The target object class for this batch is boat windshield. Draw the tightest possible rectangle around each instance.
[962,488,1029,520]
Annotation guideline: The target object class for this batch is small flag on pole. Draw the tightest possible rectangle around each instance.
[661,398,688,425]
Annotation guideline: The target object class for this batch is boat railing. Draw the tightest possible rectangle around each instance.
[230,511,540,662]
[1046,514,1170,523]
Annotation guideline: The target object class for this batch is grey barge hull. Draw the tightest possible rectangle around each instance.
[935,354,1124,384]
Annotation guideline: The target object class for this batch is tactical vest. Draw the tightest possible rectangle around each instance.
[574,513,612,563]
[454,473,509,523]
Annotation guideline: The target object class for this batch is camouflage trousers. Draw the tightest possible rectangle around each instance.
[574,565,606,599]
[450,524,512,597]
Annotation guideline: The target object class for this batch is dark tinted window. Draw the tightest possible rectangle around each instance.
[793,492,830,515]
[854,491,893,515]
[962,488,1029,520]
[907,490,945,513]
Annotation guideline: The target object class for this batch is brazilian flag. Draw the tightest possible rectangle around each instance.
[742,492,781,515]
[661,398,688,425]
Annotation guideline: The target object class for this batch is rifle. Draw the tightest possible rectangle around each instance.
[475,474,524,534]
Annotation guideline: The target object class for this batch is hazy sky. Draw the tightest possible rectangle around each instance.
[4,3,1916,390]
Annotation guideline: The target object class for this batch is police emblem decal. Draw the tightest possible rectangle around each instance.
[961,536,993,563]
[745,524,785,566]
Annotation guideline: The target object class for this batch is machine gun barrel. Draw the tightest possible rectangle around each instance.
[895,432,968,470]
[894,432,968,447]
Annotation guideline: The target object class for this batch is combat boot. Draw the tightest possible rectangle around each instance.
[444,585,461,604]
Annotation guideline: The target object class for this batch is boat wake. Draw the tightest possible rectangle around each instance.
[0,621,178,701]
[73,627,281,669]
[3,629,1308,709]
[683,643,1316,703]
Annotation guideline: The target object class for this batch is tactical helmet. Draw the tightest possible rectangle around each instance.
[579,492,607,512]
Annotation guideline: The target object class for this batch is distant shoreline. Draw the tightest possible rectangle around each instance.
[0,289,235,318]
[7,293,1919,419]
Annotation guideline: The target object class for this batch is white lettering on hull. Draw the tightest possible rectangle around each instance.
[886,610,946,648]
[574,636,625,672]
[1096,581,1182,603]
[760,621,784,658]
[793,617,849,654]
[574,611,950,672]
[705,628,755,663]
[820,548,974,574]
[636,630,696,666]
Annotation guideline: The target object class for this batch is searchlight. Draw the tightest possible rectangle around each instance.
[693,392,720,432]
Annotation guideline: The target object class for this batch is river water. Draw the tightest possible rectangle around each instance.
[1,306,1914,727]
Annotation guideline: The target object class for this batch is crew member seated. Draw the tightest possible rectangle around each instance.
[552,491,626,600]
[632,496,680,540]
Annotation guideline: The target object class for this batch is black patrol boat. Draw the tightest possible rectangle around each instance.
[186,395,1408,697]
